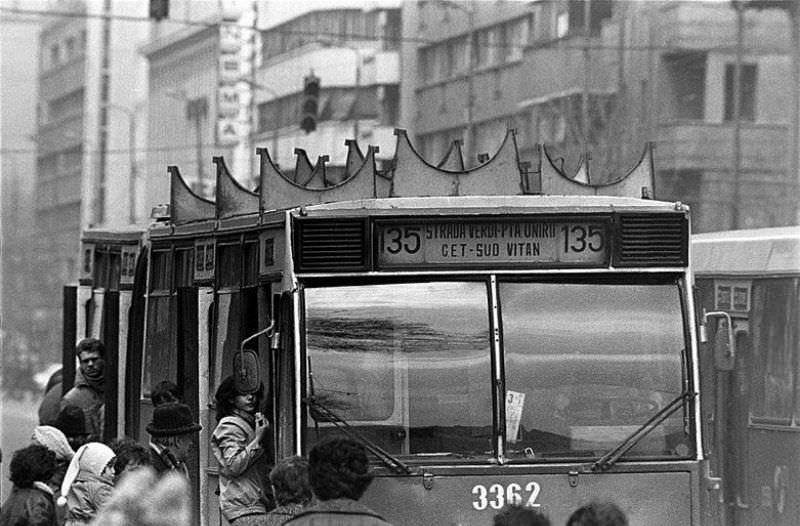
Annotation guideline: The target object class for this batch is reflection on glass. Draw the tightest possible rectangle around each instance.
[500,282,688,459]
[305,282,491,457]
[143,296,177,396]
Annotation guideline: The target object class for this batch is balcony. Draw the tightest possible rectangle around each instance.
[655,120,789,173]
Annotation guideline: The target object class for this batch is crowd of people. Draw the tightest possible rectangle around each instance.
[1,338,629,526]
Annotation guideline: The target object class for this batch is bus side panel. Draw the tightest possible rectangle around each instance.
[62,286,77,394]
[125,250,147,437]
[177,287,201,524]
[102,290,119,443]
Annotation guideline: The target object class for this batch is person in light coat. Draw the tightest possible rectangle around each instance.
[211,376,273,526]
[57,442,116,526]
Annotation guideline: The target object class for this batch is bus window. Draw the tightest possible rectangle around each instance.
[142,250,177,396]
[750,279,794,424]
[499,281,687,459]
[304,282,492,457]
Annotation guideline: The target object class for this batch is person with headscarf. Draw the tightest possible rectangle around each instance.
[61,338,106,442]
[0,444,59,526]
[31,425,75,493]
[57,442,116,525]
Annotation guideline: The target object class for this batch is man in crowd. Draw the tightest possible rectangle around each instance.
[61,338,106,441]
[146,402,202,477]
[286,437,393,526]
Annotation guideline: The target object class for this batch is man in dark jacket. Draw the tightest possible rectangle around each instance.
[60,338,106,441]
[285,437,393,526]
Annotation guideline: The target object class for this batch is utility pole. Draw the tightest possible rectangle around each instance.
[582,0,592,166]
[732,1,744,229]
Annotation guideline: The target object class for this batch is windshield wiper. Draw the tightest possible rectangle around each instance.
[303,395,414,475]
[590,390,695,472]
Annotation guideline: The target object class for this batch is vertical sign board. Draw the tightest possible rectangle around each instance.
[217,0,256,165]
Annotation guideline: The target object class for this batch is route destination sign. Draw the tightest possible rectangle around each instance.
[377,220,607,268]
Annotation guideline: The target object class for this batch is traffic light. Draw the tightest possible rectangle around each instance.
[301,74,320,134]
[149,0,169,20]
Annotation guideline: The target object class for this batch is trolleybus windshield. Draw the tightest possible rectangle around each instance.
[304,279,690,462]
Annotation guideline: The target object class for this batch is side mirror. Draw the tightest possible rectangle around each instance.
[234,322,275,394]
[701,311,735,372]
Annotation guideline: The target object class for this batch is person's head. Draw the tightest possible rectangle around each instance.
[567,501,628,526]
[54,405,90,451]
[269,456,311,507]
[214,375,263,419]
[88,467,191,526]
[75,338,105,379]
[45,368,63,393]
[31,425,74,462]
[147,402,202,463]
[151,380,180,407]
[58,442,116,506]
[9,444,58,488]
[493,505,551,526]
[110,437,151,480]
[308,436,372,501]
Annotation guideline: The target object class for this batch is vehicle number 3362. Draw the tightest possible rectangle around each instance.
[471,482,541,511]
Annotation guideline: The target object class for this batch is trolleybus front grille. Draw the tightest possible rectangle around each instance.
[616,213,688,267]
[295,219,369,271]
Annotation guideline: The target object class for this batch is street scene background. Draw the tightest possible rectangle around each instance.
[2,0,799,504]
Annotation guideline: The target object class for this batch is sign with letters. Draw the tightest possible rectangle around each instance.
[376,219,608,269]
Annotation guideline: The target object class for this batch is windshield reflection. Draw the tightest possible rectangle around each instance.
[303,280,691,461]
[305,282,492,457]
[501,282,689,459]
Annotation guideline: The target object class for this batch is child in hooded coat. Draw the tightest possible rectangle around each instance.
[58,442,116,525]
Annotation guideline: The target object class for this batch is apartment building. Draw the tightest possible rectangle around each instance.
[402,0,797,232]
[253,5,402,181]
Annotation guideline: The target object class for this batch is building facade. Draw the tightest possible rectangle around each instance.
[31,0,148,362]
[253,5,402,181]
[402,0,797,232]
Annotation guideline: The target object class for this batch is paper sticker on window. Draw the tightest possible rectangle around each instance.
[506,391,526,443]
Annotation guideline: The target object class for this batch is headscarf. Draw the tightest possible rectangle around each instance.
[31,425,74,461]
[57,442,116,506]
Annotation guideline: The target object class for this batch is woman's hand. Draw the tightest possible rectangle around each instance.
[254,412,268,441]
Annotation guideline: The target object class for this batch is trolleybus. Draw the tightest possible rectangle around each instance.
[694,226,800,526]
[65,130,724,525]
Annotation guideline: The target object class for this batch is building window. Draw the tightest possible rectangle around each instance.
[556,11,569,38]
[724,63,757,122]
[664,52,706,120]
[65,37,76,60]
[657,170,701,213]
[50,43,60,68]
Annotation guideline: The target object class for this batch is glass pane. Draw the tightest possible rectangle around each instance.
[142,296,177,397]
[107,252,120,290]
[500,281,687,460]
[218,244,241,288]
[751,279,794,422]
[175,248,194,288]
[305,282,492,457]
[150,250,172,292]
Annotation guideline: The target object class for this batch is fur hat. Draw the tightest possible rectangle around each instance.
[146,403,201,437]
[31,426,74,461]
[55,405,88,437]
[58,442,116,507]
